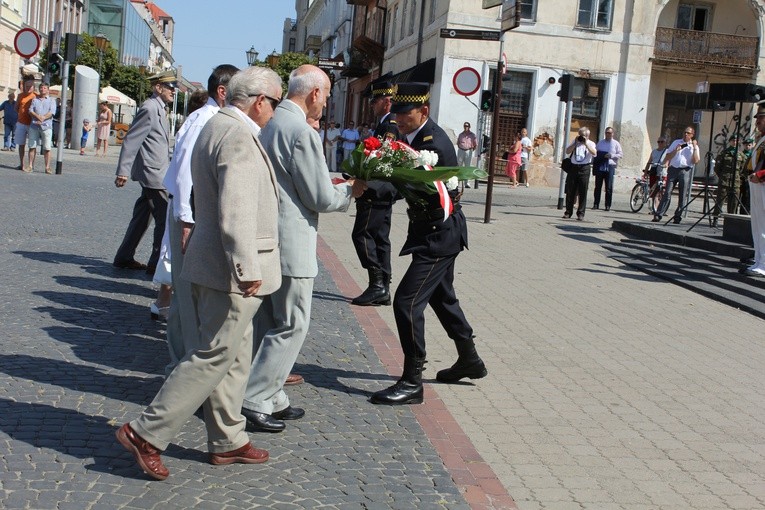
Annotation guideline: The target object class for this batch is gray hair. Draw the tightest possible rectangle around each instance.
[578,127,590,137]
[287,66,327,98]
[226,66,282,110]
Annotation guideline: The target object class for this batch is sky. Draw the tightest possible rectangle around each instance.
[155,1,297,85]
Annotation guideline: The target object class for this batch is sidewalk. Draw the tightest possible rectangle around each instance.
[319,180,765,510]
[0,147,763,509]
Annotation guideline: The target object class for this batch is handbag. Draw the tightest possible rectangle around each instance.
[560,157,573,173]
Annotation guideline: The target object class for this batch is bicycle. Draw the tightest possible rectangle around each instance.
[629,173,670,214]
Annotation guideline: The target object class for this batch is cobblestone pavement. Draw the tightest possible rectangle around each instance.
[0,151,474,509]
[1,148,763,510]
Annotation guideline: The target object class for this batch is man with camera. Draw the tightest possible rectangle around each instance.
[653,126,700,224]
[563,127,597,220]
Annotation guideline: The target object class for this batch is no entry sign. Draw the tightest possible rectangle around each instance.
[452,67,481,97]
[14,28,41,59]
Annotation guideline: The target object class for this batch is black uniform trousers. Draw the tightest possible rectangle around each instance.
[564,165,591,216]
[351,200,393,277]
[114,186,168,270]
[393,209,473,361]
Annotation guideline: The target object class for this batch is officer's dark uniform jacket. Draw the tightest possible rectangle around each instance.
[357,113,400,205]
[399,117,468,257]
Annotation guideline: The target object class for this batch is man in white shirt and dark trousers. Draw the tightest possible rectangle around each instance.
[653,126,700,223]
[161,64,238,371]
[592,127,623,211]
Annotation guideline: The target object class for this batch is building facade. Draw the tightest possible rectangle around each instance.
[130,0,174,73]
[88,0,151,67]
[0,0,24,92]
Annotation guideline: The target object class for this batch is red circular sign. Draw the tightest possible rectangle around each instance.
[452,67,481,97]
[14,28,41,59]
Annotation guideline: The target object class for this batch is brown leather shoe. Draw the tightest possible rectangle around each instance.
[115,423,169,480]
[284,373,304,386]
[209,443,269,465]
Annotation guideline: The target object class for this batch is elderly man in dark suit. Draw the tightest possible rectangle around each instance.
[370,82,487,406]
[115,66,283,480]
[113,70,175,274]
[351,74,400,306]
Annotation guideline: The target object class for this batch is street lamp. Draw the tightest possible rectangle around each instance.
[266,49,280,68]
[246,46,259,66]
[93,33,110,105]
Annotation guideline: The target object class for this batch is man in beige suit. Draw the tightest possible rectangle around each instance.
[115,66,283,481]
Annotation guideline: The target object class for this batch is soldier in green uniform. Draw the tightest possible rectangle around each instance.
[712,135,746,225]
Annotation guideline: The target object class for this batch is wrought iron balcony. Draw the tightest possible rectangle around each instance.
[653,27,759,72]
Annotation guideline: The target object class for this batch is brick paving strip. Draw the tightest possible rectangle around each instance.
[318,237,518,510]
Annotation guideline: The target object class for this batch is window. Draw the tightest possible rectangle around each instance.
[409,0,416,35]
[676,3,710,31]
[401,0,408,40]
[576,0,613,30]
[289,38,296,52]
[520,0,536,21]
[429,0,437,23]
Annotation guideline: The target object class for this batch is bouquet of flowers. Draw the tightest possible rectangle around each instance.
[341,136,487,217]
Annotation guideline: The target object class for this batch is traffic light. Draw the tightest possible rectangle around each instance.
[557,74,574,103]
[480,90,493,111]
[64,33,83,62]
[48,53,63,76]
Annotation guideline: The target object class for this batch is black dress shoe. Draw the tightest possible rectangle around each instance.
[652,216,661,222]
[113,259,148,270]
[604,207,610,211]
[739,268,765,278]
[241,408,285,433]
[672,216,681,224]
[740,256,754,264]
[271,406,305,421]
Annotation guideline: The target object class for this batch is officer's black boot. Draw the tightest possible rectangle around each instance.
[436,338,488,383]
[351,267,391,306]
[370,357,424,405]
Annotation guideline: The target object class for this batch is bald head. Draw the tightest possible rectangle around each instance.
[286,64,330,120]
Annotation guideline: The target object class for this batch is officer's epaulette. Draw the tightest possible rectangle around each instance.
[389,119,397,124]
[423,135,433,141]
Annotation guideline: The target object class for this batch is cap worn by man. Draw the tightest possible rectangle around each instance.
[390,82,431,114]
[149,70,177,88]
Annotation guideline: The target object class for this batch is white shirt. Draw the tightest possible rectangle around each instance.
[568,139,597,165]
[520,136,532,161]
[666,139,697,168]
[226,104,260,136]
[326,127,341,146]
[163,97,220,222]
[405,121,427,145]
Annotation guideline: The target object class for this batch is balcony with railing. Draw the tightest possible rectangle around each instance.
[653,27,759,72]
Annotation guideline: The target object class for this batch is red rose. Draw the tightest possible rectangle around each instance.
[363,136,382,151]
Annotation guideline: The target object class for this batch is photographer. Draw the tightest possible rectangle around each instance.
[653,126,700,223]
[562,127,597,220]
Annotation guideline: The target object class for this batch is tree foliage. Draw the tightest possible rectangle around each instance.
[256,52,316,94]
[110,65,150,103]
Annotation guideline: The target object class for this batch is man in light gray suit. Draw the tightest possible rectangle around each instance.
[116,67,284,480]
[113,70,174,274]
[242,65,366,433]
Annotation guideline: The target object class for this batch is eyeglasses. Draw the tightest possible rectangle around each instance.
[248,93,281,109]
[464,125,470,128]
[161,83,176,91]
[684,131,694,135]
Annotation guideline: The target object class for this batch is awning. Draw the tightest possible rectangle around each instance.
[391,58,437,84]
[99,86,136,107]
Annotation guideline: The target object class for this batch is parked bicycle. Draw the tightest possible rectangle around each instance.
[630,174,669,214]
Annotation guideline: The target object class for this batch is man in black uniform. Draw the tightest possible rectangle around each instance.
[351,75,400,306]
[370,82,487,406]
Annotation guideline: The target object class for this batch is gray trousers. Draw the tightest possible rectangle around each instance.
[657,165,692,218]
[243,276,314,415]
[164,199,200,374]
[132,285,263,453]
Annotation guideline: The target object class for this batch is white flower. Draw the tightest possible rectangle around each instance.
[416,150,439,167]
[445,176,459,190]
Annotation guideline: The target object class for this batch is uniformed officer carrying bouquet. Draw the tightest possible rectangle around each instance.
[350,75,400,306]
[367,82,488,405]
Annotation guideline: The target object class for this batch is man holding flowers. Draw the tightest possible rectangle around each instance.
[359,82,488,405]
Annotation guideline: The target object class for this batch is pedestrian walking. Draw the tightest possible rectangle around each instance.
[112,71,175,274]
[241,65,365,433]
[115,66,284,480]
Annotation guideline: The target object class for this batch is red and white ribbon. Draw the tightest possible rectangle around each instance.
[424,164,453,221]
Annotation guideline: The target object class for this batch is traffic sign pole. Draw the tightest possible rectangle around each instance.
[55,61,70,175]
[483,34,504,224]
